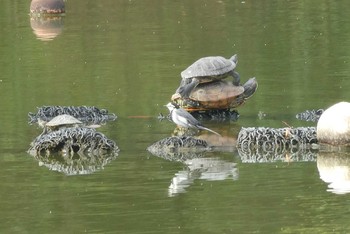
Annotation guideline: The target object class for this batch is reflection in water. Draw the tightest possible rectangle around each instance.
[317,151,350,194]
[237,127,318,163]
[30,16,64,41]
[238,146,318,163]
[147,136,210,162]
[197,132,237,152]
[168,158,238,197]
[32,151,118,175]
[148,130,238,162]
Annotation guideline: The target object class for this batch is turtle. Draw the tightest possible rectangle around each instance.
[174,54,240,98]
[39,114,83,132]
[172,77,258,112]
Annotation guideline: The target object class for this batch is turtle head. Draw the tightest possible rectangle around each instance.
[37,118,47,128]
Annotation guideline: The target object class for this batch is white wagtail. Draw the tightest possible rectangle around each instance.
[165,102,221,136]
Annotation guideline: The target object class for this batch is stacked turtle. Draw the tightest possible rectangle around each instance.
[171,54,258,113]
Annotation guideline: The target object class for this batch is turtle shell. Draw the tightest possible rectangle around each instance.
[181,55,237,81]
[173,78,258,112]
[46,114,82,128]
[174,80,243,111]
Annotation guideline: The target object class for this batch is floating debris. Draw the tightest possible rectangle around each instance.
[296,109,324,122]
[28,105,117,125]
[147,136,211,162]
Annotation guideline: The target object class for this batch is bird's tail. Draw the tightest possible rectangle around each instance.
[197,125,221,136]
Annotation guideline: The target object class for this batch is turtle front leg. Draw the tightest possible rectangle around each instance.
[175,78,190,93]
[175,78,200,98]
[231,70,240,86]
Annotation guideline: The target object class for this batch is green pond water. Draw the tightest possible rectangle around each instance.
[1,0,350,233]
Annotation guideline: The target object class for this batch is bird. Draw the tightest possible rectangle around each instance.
[165,102,221,136]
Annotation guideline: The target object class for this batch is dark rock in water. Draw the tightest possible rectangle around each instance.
[147,136,211,162]
[28,105,117,126]
[191,109,239,121]
[237,127,318,163]
[30,0,65,15]
[238,126,318,148]
[296,109,324,122]
[28,127,119,175]
[28,127,119,157]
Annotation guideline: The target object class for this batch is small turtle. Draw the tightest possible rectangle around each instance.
[175,54,240,98]
[172,77,257,112]
[39,114,82,132]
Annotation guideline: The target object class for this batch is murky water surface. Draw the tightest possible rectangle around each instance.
[1,1,350,233]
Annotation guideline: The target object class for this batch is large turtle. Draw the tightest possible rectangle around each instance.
[175,54,240,98]
[39,114,83,132]
[172,77,257,112]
